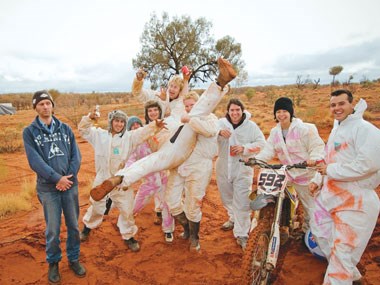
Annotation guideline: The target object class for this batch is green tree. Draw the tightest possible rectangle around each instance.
[133,13,245,89]
[329,65,343,85]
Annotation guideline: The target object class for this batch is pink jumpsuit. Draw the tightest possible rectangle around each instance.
[126,141,175,233]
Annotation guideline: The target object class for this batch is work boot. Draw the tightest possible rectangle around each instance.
[216,57,237,89]
[69,260,86,277]
[80,225,91,242]
[48,262,60,284]
[124,237,140,252]
[174,212,190,240]
[189,221,201,252]
[154,211,162,225]
[221,220,234,231]
[90,176,123,201]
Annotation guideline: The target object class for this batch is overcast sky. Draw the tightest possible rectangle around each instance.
[1,0,379,93]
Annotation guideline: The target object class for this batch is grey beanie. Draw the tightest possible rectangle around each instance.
[127,116,143,131]
[108,110,128,135]
[32,90,54,109]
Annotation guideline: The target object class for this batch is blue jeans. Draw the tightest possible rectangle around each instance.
[37,185,80,264]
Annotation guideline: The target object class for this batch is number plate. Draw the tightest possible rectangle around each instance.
[257,168,287,194]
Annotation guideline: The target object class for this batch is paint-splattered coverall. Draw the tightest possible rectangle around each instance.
[255,118,325,231]
[125,141,175,233]
[116,82,230,188]
[79,115,157,240]
[310,99,380,284]
[165,113,219,222]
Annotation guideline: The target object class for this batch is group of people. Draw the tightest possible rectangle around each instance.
[23,56,380,285]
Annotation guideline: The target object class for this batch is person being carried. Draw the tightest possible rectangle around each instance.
[125,115,175,243]
[78,108,165,252]
[255,97,325,240]
[309,89,380,285]
[23,90,86,284]
[165,91,219,251]
[90,57,237,202]
[132,66,191,122]
[216,98,266,250]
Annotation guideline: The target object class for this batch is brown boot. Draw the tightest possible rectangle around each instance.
[90,176,123,201]
[216,57,237,89]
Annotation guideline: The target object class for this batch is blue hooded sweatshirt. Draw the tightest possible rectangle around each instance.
[23,115,81,192]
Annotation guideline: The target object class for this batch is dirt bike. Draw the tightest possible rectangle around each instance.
[240,158,307,285]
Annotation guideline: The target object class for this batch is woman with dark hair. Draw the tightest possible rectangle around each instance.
[255,97,325,238]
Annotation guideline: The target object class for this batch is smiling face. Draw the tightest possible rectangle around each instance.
[228,103,243,124]
[35,99,53,120]
[129,122,142,130]
[275,109,291,129]
[183,98,196,113]
[168,81,181,100]
[147,106,160,121]
[330,93,354,122]
[111,118,126,135]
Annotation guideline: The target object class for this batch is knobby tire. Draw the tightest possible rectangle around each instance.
[241,219,271,285]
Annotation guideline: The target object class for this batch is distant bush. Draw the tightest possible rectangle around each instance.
[0,127,23,153]
[360,77,374,89]
[0,178,35,219]
[245,88,255,101]
[0,91,132,110]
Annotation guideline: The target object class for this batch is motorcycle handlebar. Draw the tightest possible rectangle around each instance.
[239,158,307,170]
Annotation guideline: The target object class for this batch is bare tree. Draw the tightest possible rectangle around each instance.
[313,78,320,89]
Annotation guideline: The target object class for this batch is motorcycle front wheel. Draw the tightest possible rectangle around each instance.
[241,219,271,285]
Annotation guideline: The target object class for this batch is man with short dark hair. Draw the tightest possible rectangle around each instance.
[310,89,380,284]
[216,98,266,250]
[23,90,85,284]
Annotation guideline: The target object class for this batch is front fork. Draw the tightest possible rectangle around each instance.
[266,189,285,269]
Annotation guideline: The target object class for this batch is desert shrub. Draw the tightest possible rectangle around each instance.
[0,158,8,180]
[245,88,255,101]
[0,92,131,111]
[0,179,35,219]
[0,127,23,153]
[265,88,278,106]
[360,77,374,89]
[288,89,305,107]
[298,108,316,122]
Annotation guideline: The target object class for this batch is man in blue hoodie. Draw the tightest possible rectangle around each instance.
[23,90,85,284]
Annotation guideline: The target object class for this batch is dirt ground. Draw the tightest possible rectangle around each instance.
[0,86,379,284]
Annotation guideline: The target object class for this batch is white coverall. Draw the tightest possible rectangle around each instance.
[310,99,380,285]
[166,113,219,222]
[131,76,188,213]
[116,82,229,187]
[132,77,188,121]
[79,115,157,240]
[216,111,266,238]
[255,118,325,231]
